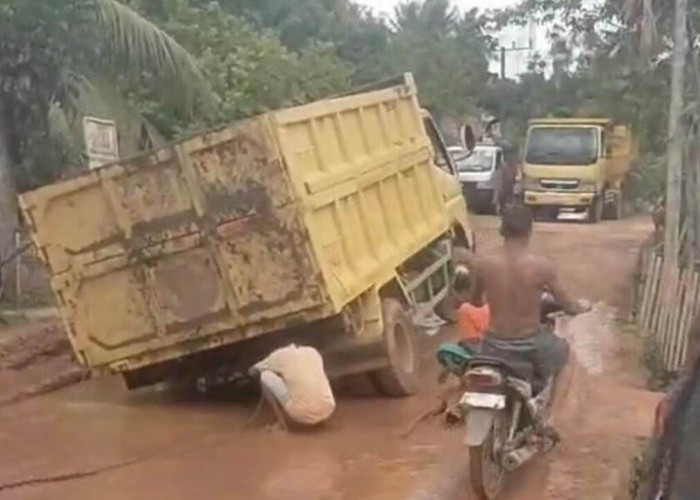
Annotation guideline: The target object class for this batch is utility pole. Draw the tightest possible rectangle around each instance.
[499,43,532,80]
[551,36,570,90]
[497,18,535,80]
[665,0,688,268]
[500,47,506,80]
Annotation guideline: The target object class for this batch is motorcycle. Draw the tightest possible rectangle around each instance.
[436,290,564,500]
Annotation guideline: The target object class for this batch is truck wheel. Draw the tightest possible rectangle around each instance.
[602,192,623,220]
[588,196,603,223]
[614,192,624,220]
[374,298,420,396]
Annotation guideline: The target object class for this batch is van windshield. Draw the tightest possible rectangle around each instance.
[454,148,495,172]
[525,127,598,165]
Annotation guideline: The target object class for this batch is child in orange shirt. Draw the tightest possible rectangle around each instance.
[454,267,491,349]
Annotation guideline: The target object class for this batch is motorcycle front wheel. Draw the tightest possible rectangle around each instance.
[468,419,506,499]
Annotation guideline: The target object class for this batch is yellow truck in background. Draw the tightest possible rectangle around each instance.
[19,73,474,396]
[522,118,634,222]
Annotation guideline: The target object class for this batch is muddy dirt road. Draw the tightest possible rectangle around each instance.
[0,216,661,500]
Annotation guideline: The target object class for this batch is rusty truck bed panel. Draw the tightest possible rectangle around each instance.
[20,74,450,371]
[21,117,326,369]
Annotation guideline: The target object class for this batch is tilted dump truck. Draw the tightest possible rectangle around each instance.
[522,118,635,222]
[19,73,474,395]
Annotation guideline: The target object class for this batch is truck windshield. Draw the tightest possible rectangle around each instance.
[525,127,598,165]
[454,148,494,172]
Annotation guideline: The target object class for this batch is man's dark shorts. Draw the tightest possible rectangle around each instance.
[480,327,569,393]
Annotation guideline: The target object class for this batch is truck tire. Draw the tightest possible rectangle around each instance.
[613,192,624,220]
[603,192,623,220]
[374,298,420,396]
[588,196,603,223]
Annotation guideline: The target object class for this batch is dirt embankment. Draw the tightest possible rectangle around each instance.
[0,322,87,405]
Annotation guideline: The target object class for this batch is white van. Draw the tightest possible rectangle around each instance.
[449,144,504,213]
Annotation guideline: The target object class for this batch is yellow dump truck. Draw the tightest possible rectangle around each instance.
[19,74,474,395]
[522,118,634,222]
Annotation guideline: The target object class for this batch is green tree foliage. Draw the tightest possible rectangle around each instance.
[0,0,211,189]
[479,0,678,201]
[213,0,494,116]
[130,0,352,136]
[216,0,390,83]
[0,0,495,189]
[0,0,214,297]
[388,1,494,119]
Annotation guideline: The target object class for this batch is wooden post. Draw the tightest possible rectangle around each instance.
[652,264,671,334]
[684,144,696,266]
[642,256,663,330]
[14,230,20,307]
[665,268,686,368]
[659,267,679,363]
[638,254,653,326]
[664,0,688,268]
[675,271,698,369]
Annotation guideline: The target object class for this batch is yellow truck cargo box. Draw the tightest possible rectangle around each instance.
[20,74,461,377]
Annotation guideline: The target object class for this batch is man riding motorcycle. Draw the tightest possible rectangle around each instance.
[470,205,590,410]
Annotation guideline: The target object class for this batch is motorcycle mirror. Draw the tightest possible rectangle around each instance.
[460,124,476,153]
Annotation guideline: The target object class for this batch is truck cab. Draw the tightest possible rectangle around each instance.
[522,118,632,222]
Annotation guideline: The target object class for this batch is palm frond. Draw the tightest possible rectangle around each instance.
[95,0,215,107]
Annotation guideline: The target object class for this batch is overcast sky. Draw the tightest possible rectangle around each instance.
[355,0,520,17]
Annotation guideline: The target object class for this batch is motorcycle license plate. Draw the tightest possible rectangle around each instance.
[460,392,506,410]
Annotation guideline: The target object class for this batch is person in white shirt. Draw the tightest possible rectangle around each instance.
[249,344,335,430]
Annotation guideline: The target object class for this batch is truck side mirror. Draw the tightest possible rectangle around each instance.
[605,142,613,158]
[460,125,476,153]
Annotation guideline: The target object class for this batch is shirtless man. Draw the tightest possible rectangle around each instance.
[471,205,589,393]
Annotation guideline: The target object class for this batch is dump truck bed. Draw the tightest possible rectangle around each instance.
[20,74,450,373]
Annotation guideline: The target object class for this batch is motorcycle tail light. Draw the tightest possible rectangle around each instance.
[466,367,503,388]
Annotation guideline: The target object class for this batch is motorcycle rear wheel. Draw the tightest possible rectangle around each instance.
[469,426,506,499]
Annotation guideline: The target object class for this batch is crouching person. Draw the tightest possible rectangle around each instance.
[250,344,335,431]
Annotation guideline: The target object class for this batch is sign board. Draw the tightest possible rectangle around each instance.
[83,116,119,170]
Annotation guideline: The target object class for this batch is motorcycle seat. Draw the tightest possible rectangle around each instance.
[468,355,528,378]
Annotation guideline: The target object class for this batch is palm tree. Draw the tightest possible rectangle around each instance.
[0,0,214,298]
[392,0,459,37]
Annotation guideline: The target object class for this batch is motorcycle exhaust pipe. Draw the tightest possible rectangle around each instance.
[502,444,539,471]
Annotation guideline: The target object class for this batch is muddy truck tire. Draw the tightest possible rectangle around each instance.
[373,298,420,396]
[588,195,604,223]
